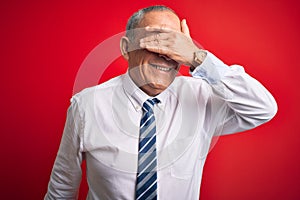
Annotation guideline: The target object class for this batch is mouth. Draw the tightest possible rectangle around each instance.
[150,64,175,72]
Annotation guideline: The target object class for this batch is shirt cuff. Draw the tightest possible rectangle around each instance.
[190,51,230,84]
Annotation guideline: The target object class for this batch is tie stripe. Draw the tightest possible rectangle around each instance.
[136,98,160,200]
[140,113,154,127]
[138,150,156,172]
[137,174,157,199]
[137,157,157,180]
[140,120,156,138]
[139,129,156,153]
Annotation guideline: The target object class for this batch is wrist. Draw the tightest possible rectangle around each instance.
[191,49,207,71]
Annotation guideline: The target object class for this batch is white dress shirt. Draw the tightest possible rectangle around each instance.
[45,51,277,200]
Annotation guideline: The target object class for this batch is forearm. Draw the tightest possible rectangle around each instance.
[191,51,278,134]
[45,101,83,199]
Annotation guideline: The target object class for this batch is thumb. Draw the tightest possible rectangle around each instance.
[181,19,191,38]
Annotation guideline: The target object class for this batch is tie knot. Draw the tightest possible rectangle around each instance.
[142,98,160,112]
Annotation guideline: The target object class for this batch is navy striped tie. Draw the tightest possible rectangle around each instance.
[136,98,160,200]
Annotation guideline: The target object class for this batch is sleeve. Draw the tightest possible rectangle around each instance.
[191,51,278,135]
[44,97,84,199]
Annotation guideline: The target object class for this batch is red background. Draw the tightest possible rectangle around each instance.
[1,0,299,199]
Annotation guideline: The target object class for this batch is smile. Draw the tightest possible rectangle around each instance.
[150,64,173,72]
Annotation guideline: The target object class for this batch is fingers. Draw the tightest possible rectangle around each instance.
[140,38,170,54]
[139,32,171,54]
[140,32,169,43]
[140,38,169,47]
[144,25,172,33]
[142,44,170,56]
[181,19,191,38]
[139,26,173,52]
[139,31,168,54]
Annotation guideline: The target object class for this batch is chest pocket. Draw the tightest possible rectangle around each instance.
[167,135,200,179]
[168,133,211,180]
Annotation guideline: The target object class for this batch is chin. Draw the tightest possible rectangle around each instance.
[149,82,169,91]
[139,83,166,96]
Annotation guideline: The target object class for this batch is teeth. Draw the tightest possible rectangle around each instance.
[152,65,172,72]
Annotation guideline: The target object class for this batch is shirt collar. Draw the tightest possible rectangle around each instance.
[122,72,169,112]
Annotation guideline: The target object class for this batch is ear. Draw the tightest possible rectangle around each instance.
[120,36,130,60]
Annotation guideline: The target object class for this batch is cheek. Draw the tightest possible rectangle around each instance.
[128,55,139,67]
[128,50,148,66]
[140,65,154,82]
[145,68,177,85]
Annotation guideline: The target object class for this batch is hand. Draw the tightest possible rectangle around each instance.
[139,19,200,66]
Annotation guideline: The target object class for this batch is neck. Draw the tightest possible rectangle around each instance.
[128,70,164,96]
[139,85,161,97]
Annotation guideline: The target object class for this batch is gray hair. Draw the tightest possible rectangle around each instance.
[126,5,176,40]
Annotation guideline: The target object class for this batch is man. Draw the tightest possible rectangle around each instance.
[45,5,277,200]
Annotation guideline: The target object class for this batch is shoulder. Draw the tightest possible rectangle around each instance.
[70,74,124,107]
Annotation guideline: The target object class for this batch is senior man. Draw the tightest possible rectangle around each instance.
[45,5,277,200]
